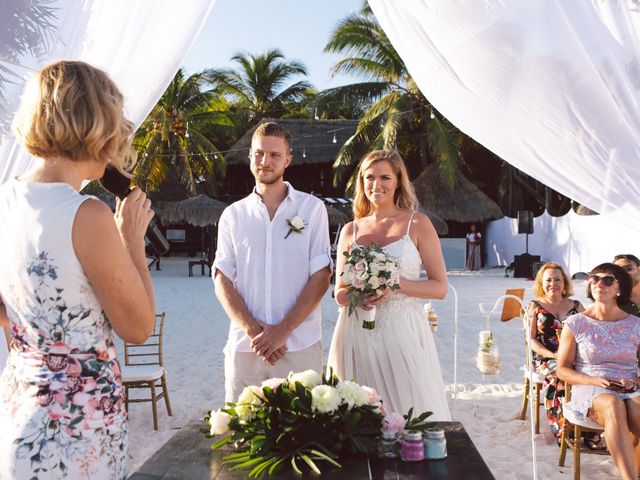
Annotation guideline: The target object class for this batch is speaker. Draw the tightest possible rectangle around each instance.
[517,210,534,235]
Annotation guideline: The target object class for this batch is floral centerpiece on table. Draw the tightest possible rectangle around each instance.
[205,370,384,478]
[340,243,401,329]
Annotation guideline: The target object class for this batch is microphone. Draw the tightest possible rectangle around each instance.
[99,166,170,255]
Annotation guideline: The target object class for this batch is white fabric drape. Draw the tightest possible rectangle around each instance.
[0,0,216,373]
[485,211,640,275]
[368,0,640,229]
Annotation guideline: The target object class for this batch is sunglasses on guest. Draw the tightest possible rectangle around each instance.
[588,274,618,287]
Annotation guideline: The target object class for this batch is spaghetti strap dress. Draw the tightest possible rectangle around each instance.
[327,213,451,420]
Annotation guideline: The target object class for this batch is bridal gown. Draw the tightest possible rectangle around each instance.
[327,220,451,420]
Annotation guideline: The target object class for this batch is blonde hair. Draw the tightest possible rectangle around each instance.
[12,60,134,171]
[533,262,573,297]
[352,149,417,219]
[252,121,292,151]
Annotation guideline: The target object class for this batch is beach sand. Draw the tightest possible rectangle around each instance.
[124,257,618,479]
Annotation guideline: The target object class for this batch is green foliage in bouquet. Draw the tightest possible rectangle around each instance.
[204,370,384,478]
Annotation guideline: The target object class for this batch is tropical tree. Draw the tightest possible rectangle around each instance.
[206,49,312,123]
[1,0,57,131]
[133,69,229,197]
[320,3,462,192]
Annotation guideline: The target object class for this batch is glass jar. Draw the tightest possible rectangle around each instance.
[377,430,398,459]
[400,430,424,462]
[423,428,447,460]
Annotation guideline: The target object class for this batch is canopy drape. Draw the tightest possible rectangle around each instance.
[0,0,217,183]
[368,0,640,229]
[0,0,216,373]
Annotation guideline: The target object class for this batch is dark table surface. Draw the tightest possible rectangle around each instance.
[130,421,495,479]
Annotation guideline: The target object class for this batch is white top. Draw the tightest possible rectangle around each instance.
[0,179,115,354]
[466,232,481,243]
[213,182,332,352]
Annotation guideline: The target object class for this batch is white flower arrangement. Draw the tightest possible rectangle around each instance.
[205,370,386,477]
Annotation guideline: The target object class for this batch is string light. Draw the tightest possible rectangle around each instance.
[302,148,307,158]
[332,132,337,143]
[430,109,435,119]
[185,122,190,138]
[314,108,319,120]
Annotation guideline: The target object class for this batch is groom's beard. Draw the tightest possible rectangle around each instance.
[251,166,286,185]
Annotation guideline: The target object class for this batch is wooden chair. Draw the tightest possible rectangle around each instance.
[499,288,544,433]
[121,313,173,430]
[558,381,607,480]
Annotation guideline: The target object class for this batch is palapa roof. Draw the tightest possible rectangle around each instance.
[413,165,503,222]
[418,207,449,236]
[224,118,359,166]
[157,195,227,227]
[325,204,350,225]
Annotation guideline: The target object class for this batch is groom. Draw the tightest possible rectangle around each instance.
[213,122,332,402]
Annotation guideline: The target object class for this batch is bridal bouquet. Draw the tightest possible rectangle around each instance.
[340,243,401,329]
[205,370,384,478]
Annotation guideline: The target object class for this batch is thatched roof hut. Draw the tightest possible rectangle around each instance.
[224,118,359,197]
[158,195,227,227]
[419,207,449,236]
[225,118,359,166]
[413,165,503,222]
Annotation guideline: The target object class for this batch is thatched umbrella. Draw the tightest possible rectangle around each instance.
[325,204,350,226]
[159,195,227,227]
[413,166,503,222]
[418,207,449,236]
[158,195,227,260]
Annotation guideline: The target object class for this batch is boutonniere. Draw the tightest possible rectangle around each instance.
[285,215,306,239]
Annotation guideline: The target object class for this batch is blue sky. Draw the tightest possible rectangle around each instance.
[181,0,364,90]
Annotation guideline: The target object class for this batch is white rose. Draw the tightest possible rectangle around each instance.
[340,270,354,285]
[424,303,433,313]
[367,276,381,289]
[237,385,263,405]
[208,409,231,435]
[336,381,370,409]
[369,263,381,275]
[290,215,304,229]
[311,385,341,413]
[261,377,285,390]
[288,370,322,389]
[374,252,387,263]
[384,261,396,271]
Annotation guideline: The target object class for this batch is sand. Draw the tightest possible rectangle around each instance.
[123,257,619,479]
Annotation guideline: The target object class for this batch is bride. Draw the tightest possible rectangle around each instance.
[327,150,451,420]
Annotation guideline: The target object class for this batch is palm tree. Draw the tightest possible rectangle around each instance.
[133,69,229,197]
[1,0,57,131]
[320,3,461,193]
[206,49,312,123]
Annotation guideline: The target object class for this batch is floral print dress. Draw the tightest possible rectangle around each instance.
[0,179,127,480]
[530,299,580,440]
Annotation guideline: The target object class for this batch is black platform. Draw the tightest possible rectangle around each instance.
[513,253,541,278]
[129,420,495,479]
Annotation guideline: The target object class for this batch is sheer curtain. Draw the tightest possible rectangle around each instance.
[368,0,640,229]
[0,0,216,372]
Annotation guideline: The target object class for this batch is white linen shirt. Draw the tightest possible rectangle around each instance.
[213,182,332,352]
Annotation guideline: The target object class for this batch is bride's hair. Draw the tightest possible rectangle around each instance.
[352,149,418,219]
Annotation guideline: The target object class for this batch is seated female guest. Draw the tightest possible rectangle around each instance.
[558,263,640,480]
[528,262,584,442]
[0,61,155,479]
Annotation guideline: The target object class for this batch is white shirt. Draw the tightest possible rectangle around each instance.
[213,182,332,352]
